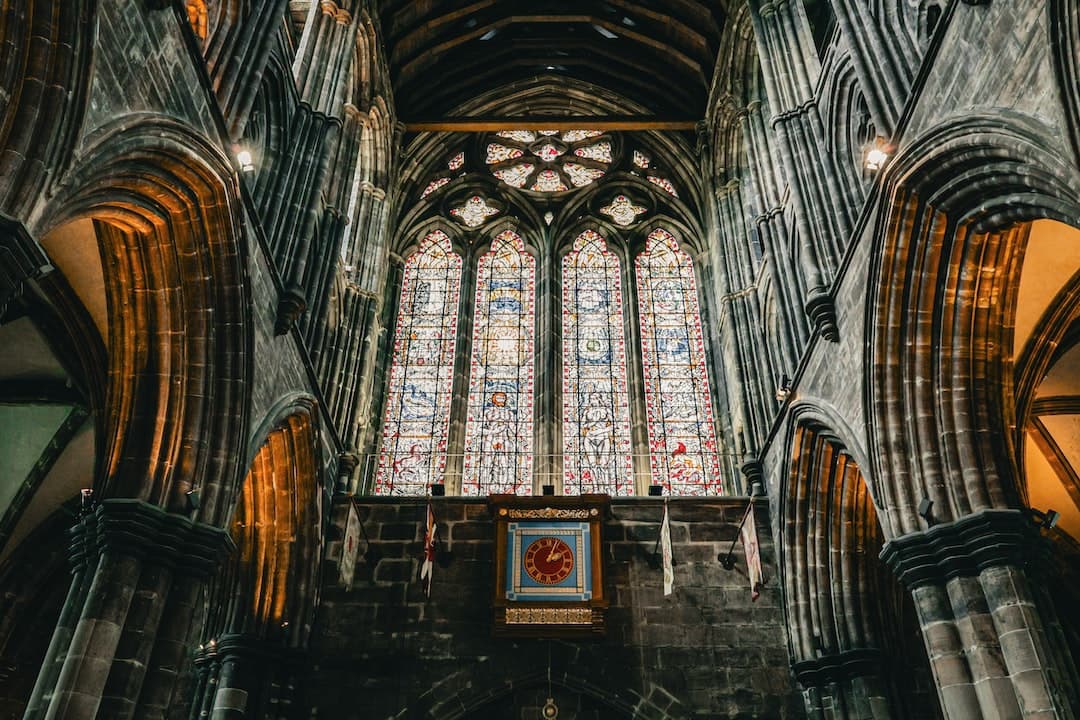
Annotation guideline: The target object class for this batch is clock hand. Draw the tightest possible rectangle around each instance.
[546,540,562,563]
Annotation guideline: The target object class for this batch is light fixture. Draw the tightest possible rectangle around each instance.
[864,137,891,171]
[775,374,792,402]
[236,149,255,173]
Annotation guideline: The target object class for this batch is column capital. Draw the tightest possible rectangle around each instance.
[879,509,1046,590]
[793,648,885,686]
[69,498,234,578]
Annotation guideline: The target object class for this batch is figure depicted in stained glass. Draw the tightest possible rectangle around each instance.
[636,228,723,495]
[375,230,462,495]
[562,230,633,495]
[462,230,536,495]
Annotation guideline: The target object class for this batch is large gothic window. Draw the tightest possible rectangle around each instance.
[461,230,536,495]
[376,134,726,497]
[562,230,634,495]
[374,231,462,495]
[636,228,724,495]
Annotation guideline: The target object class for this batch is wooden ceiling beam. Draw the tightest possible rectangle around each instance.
[404,117,699,132]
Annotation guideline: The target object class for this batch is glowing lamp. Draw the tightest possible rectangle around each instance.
[864,138,891,171]
[236,149,255,173]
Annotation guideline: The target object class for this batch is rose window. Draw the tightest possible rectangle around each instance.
[486,130,612,192]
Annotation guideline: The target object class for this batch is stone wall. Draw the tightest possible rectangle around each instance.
[310,497,802,719]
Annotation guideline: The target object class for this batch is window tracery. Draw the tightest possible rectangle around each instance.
[486,130,612,193]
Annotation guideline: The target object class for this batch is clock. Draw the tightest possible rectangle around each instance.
[523,536,575,584]
[491,494,609,637]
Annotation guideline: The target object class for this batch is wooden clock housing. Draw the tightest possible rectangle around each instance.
[490,494,609,637]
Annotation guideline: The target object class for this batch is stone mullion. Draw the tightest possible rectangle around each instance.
[535,240,560,493]
[444,248,478,494]
[620,250,650,495]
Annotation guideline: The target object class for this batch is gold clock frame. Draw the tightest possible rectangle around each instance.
[491,494,609,637]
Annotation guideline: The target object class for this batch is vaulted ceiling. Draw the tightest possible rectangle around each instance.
[377,0,729,120]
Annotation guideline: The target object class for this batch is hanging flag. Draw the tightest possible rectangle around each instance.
[660,500,674,596]
[740,502,763,601]
[339,501,362,589]
[419,500,437,596]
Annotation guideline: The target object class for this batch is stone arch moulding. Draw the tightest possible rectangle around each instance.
[35,114,253,530]
[0,0,95,218]
[1050,0,1080,164]
[394,652,685,720]
[866,112,1080,540]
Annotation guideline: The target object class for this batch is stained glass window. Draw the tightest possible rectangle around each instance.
[486,130,610,193]
[564,163,604,188]
[573,142,612,163]
[421,176,450,199]
[462,230,536,495]
[447,152,465,170]
[493,164,535,188]
[636,228,723,495]
[487,143,524,164]
[450,195,499,228]
[375,230,462,495]
[633,150,651,169]
[497,130,536,143]
[562,230,633,495]
[647,175,678,197]
[532,169,568,192]
[600,194,648,226]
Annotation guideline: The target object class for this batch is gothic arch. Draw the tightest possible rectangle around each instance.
[1050,0,1080,163]
[396,646,685,720]
[866,113,1080,538]
[36,116,252,528]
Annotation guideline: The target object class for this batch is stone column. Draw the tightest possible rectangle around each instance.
[747,0,865,340]
[189,634,306,720]
[881,510,1079,719]
[23,500,232,720]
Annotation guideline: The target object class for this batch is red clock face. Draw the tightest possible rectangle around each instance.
[522,536,575,584]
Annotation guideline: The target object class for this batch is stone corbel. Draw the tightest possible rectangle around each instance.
[804,288,839,342]
[275,284,308,336]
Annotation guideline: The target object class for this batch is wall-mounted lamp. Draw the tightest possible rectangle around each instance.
[236,149,255,173]
[864,138,892,171]
[1031,508,1060,530]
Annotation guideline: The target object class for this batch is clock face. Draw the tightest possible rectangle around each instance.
[522,536,575,584]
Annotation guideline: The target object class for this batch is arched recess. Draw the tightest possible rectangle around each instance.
[394,645,685,720]
[10,115,252,719]
[780,406,939,718]
[867,114,1080,538]
[193,401,323,718]
[868,114,1080,717]
[39,116,252,523]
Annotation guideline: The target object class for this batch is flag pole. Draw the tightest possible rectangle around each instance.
[719,500,754,570]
